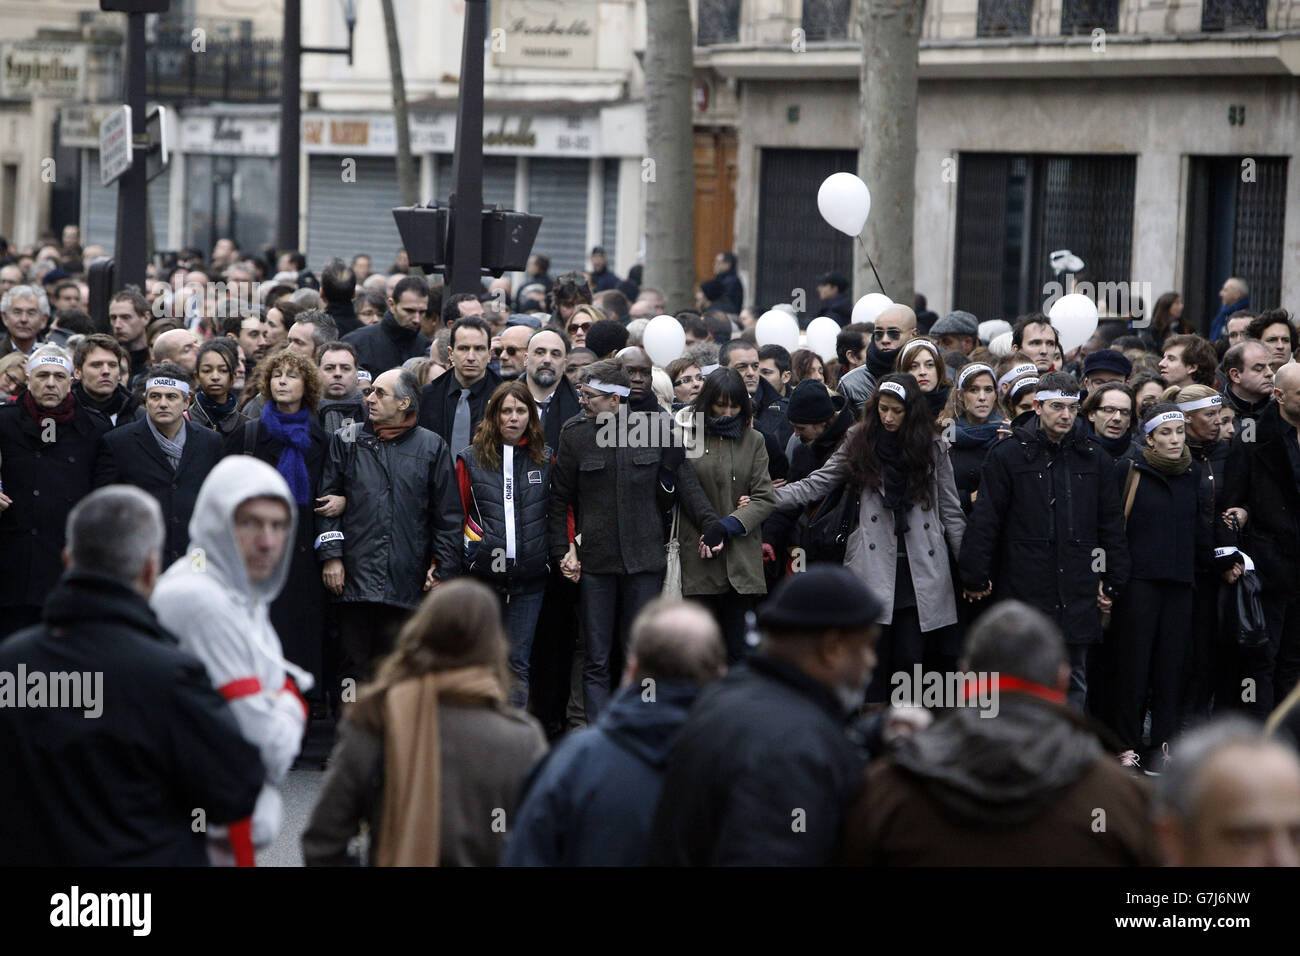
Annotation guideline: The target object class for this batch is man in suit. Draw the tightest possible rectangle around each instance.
[101,362,223,566]
[418,315,501,455]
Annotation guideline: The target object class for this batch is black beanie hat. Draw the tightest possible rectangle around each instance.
[786,379,844,424]
[757,565,883,633]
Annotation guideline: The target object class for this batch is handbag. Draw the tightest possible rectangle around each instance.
[1227,517,1269,648]
[800,480,862,565]
[662,507,682,598]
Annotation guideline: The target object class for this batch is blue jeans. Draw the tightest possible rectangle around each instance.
[579,570,663,721]
[502,589,546,708]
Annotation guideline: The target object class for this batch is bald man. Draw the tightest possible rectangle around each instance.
[1223,361,1300,716]
[495,324,532,381]
[1154,718,1300,866]
[503,598,725,866]
[151,328,200,376]
[837,304,917,410]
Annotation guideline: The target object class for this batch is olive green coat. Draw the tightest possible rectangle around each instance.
[675,427,776,596]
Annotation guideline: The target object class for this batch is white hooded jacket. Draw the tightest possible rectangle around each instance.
[151,455,313,864]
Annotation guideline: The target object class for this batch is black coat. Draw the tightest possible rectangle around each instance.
[817,292,853,327]
[947,427,1003,515]
[649,655,865,865]
[958,419,1131,644]
[1224,403,1300,591]
[341,311,431,379]
[715,270,744,314]
[538,375,583,451]
[0,571,263,865]
[316,422,462,610]
[73,382,142,430]
[324,299,362,338]
[101,418,223,566]
[1113,451,1214,585]
[188,397,253,439]
[418,368,502,453]
[751,377,793,477]
[0,400,112,612]
[222,415,330,686]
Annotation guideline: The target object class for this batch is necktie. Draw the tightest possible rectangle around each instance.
[452,387,471,452]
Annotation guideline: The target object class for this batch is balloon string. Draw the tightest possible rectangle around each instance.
[856,235,887,298]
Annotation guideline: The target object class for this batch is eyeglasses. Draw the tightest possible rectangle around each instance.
[1044,401,1080,413]
[872,328,903,341]
[360,386,390,398]
[493,345,524,358]
[567,322,592,334]
[1097,406,1131,418]
[673,374,703,387]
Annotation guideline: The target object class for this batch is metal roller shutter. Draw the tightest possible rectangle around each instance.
[527,157,589,275]
[85,152,171,258]
[435,154,517,208]
[601,157,618,263]
[306,155,404,271]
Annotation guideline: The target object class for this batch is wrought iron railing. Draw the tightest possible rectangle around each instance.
[1201,0,1269,30]
[90,35,281,104]
[802,0,854,41]
[1061,0,1119,34]
[697,0,741,45]
[977,0,1033,36]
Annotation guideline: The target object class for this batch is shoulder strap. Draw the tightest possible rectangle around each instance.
[1122,459,1141,530]
[243,419,258,456]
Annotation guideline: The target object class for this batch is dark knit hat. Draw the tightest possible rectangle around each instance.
[757,565,883,633]
[1083,348,1132,379]
[786,379,844,424]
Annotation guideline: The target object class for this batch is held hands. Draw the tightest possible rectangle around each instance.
[314,494,347,517]
[963,582,992,602]
[560,544,581,582]
[322,558,345,595]
[1223,561,1245,584]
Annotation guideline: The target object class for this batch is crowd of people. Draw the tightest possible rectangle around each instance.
[2,229,1299,867]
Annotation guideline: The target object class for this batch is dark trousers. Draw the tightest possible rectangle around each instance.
[692,590,759,664]
[1180,572,1222,726]
[527,568,582,735]
[866,606,926,704]
[1104,579,1192,753]
[0,605,41,641]
[336,602,410,688]
[579,570,662,722]
[1251,589,1300,717]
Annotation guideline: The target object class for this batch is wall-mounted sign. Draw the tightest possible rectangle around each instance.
[180,115,279,155]
[302,111,600,157]
[491,0,598,70]
[0,41,87,100]
[59,103,116,147]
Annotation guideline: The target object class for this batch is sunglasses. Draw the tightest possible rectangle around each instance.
[493,345,524,358]
[567,321,593,334]
[872,328,903,341]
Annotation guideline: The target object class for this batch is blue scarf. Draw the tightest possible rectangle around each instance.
[953,414,1005,449]
[261,403,312,505]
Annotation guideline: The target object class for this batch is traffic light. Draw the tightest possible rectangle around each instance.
[87,258,116,333]
[392,205,449,271]
[392,202,542,277]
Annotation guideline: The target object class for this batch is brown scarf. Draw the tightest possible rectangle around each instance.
[375,666,505,867]
[373,412,417,442]
[1142,443,1192,477]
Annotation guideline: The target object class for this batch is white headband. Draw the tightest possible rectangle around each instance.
[1178,395,1222,412]
[28,354,72,375]
[356,369,372,382]
[957,363,994,390]
[1010,376,1039,394]
[145,377,191,396]
[1035,390,1078,403]
[586,380,631,397]
[700,364,720,376]
[878,381,907,402]
[1144,410,1185,435]
[998,363,1038,390]
[900,339,939,363]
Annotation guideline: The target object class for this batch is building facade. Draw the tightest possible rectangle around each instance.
[695,0,1300,331]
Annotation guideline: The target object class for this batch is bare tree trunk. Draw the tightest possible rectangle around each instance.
[857,0,921,304]
[381,0,419,206]
[644,0,695,312]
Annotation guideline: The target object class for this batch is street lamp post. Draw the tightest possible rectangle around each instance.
[446,0,488,294]
[277,0,356,253]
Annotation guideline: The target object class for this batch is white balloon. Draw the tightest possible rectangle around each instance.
[817,172,872,237]
[1048,293,1100,353]
[642,314,686,368]
[988,331,1013,359]
[804,317,841,362]
[851,292,893,326]
[755,310,800,355]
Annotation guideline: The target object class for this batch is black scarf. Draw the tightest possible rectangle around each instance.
[196,388,237,421]
[629,390,661,413]
[925,384,950,418]
[382,310,418,343]
[73,381,129,417]
[705,413,744,440]
[875,428,912,536]
[864,341,896,380]
[1082,419,1132,458]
